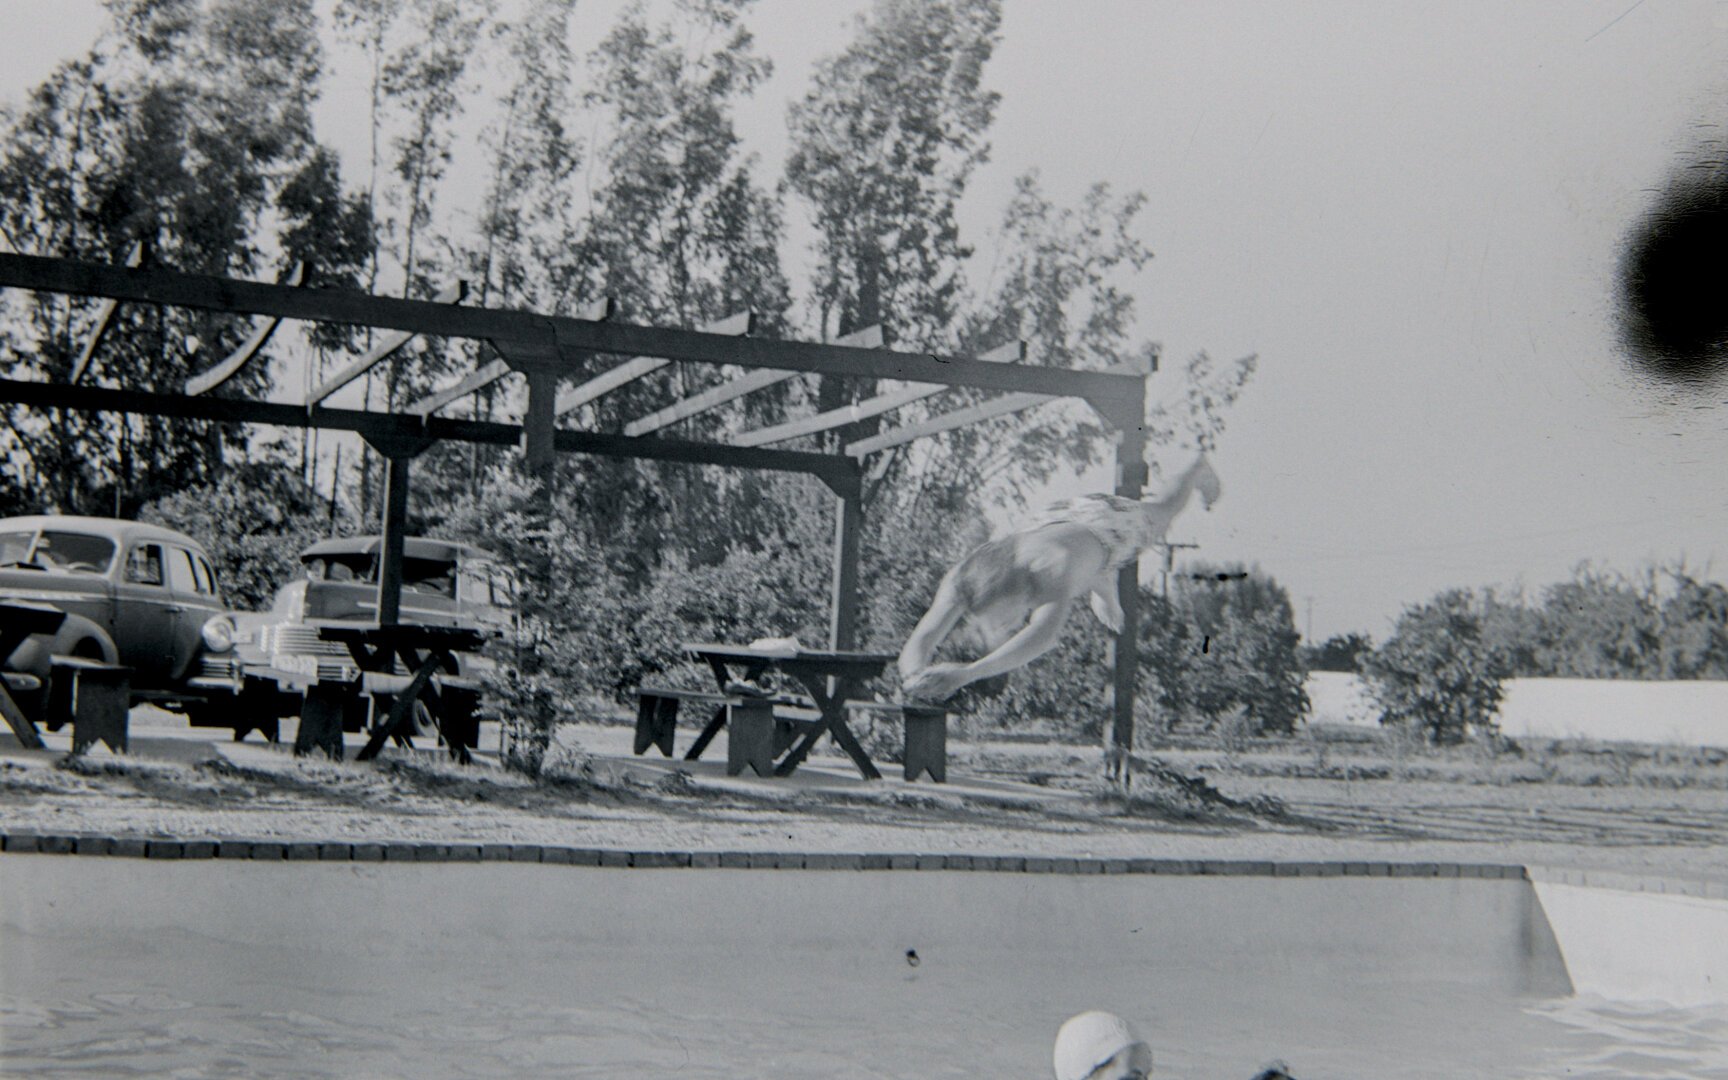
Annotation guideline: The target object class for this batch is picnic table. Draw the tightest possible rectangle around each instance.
[679,641,900,780]
[294,624,487,763]
[1,601,65,749]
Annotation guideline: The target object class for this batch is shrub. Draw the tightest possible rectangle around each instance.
[1361,589,1506,746]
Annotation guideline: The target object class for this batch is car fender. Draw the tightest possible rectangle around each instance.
[5,612,118,677]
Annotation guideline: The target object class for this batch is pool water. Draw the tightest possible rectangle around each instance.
[3,859,1725,1079]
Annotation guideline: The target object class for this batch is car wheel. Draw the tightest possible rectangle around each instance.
[409,697,439,740]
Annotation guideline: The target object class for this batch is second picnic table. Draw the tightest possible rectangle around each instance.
[680,642,897,780]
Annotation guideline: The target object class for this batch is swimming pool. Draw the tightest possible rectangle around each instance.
[3,855,1725,1078]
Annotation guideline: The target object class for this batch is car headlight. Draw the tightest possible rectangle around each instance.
[201,615,236,653]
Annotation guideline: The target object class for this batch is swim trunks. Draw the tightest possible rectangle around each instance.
[1026,493,1160,572]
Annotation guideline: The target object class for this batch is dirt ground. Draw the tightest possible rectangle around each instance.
[3,709,1726,881]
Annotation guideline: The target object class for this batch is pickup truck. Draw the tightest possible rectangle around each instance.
[0,515,242,726]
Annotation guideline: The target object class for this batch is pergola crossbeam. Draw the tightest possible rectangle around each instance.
[184,262,306,396]
[305,279,468,408]
[733,338,1024,448]
[845,355,1149,457]
[623,324,882,438]
[0,376,856,487]
[0,255,1139,399]
[409,296,616,418]
[554,309,752,418]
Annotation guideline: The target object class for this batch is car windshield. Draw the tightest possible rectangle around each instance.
[303,554,457,598]
[0,530,34,566]
[10,530,116,574]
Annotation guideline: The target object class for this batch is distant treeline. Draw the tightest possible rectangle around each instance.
[1312,562,1728,682]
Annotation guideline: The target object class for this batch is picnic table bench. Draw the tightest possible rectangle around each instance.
[2,602,132,755]
[632,642,950,781]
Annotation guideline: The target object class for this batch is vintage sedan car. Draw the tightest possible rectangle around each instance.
[233,536,514,733]
[0,515,241,723]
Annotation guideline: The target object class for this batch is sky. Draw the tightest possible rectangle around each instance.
[2,0,1726,642]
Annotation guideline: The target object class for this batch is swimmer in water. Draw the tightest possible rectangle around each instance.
[1051,1010,1297,1080]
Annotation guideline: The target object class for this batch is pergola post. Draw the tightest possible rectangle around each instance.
[522,368,558,476]
[1107,429,1148,779]
[831,490,863,651]
[1087,378,1151,782]
[363,434,431,627]
[819,466,866,652]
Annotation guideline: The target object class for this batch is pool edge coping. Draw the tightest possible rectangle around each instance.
[0,831,1531,878]
[9,832,1726,896]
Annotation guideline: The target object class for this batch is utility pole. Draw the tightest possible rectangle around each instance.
[1305,596,1315,643]
[1160,541,1200,598]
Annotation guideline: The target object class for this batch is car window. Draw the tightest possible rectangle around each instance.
[125,543,165,586]
[0,530,34,565]
[403,560,456,598]
[193,555,218,597]
[35,531,117,574]
[166,547,199,593]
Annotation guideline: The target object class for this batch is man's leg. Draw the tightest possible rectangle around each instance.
[904,599,1074,701]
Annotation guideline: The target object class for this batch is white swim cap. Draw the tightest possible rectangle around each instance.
[1053,1011,1153,1080]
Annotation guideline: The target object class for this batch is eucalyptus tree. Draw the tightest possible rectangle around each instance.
[557,0,794,573]
[0,0,363,514]
[331,0,492,521]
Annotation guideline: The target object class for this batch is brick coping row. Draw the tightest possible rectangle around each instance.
[0,831,1527,878]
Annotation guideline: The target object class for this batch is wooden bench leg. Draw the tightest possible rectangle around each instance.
[440,685,482,765]
[902,707,948,783]
[726,700,777,778]
[66,666,131,756]
[294,682,348,761]
[0,683,44,750]
[634,695,678,757]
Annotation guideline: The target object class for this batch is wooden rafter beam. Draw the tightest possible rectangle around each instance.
[733,338,1024,448]
[623,324,882,438]
[408,296,616,417]
[184,262,306,396]
[554,309,752,417]
[305,279,467,408]
[0,255,1142,401]
[69,241,143,385]
[0,376,860,489]
[845,355,1151,457]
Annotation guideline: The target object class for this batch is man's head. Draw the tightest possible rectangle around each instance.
[1053,1011,1153,1080]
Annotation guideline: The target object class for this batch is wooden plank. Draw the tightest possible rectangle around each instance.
[624,325,882,438]
[0,254,1143,400]
[405,358,509,417]
[554,309,753,417]
[184,262,306,396]
[305,279,467,407]
[409,296,616,417]
[733,339,1024,448]
[844,355,1149,457]
[69,241,143,384]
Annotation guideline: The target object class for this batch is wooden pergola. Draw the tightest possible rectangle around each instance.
[0,251,1155,758]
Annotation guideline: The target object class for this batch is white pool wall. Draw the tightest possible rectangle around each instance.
[1306,672,1728,748]
[1530,868,1728,1006]
[3,857,1572,996]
